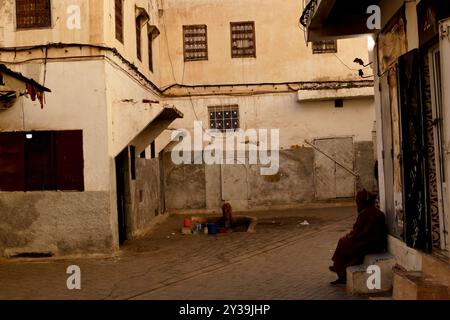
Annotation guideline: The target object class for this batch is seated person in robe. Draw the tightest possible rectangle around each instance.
[329,189,388,285]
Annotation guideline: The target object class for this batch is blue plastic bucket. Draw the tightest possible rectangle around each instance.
[207,223,218,235]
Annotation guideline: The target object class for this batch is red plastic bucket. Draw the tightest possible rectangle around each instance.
[184,218,192,228]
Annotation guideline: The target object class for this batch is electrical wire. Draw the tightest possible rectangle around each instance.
[43,47,48,86]
[0,52,163,97]
[332,53,374,79]
[161,13,178,85]
[0,43,163,94]
[21,98,25,130]
[333,53,360,71]
[0,53,373,98]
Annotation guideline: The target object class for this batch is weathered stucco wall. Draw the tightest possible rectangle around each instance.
[160,0,370,86]
[103,0,162,87]
[355,141,377,193]
[163,144,376,212]
[0,0,104,47]
[163,153,207,210]
[0,192,113,257]
[160,91,375,212]
[0,60,110,191]
[247,148,316,209]
[128,158,162,237]
[0,0,376,259]
[157,93,375,154]
[0,0,161,87]
[104,61,164,158]
[0,60,119,257]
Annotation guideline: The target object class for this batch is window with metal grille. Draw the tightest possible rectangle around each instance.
[312,40,337,54]
[183,25,208,61]
[136,17,142,61]
[231,22,256,58]
[0,131,84,192]
[209,105,240,132]
[16,0,52,29]
[115,0,124,43]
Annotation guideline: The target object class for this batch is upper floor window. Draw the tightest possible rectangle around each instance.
[312,40,337,54]
[183,25,208,62]
[115,0,124,43]
[16,0,52,29]
[231,22,256,58]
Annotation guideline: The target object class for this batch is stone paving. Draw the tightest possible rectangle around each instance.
[0,206,363,300]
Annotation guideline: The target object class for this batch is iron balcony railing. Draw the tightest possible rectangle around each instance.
[300,0,319,27]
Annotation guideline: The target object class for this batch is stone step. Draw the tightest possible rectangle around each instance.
[363,252,395,266]
[392,267,449,300]
[346,253,396,295]
[421,252,450,291]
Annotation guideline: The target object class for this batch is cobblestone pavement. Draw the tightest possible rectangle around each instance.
[0,206,363,300]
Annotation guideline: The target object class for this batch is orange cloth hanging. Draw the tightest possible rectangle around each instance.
[26,84,37,101]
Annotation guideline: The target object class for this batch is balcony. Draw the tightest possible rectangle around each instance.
[300,0,381,41]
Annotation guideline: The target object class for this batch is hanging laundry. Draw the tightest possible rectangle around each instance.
[36,91,45,109]
[0,64,51,109]
[26,84,37,101]
[26,83,46,109]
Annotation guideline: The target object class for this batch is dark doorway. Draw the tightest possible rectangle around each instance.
[159,151,166,215]
[398,49,431,252]
[115,148,129,245]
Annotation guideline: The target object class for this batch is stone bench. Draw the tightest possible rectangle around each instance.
[346,252,396,295]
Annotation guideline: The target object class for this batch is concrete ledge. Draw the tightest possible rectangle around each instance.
[298,87,374,102]
[393,267,449,300]
[421,252,450,297]
[363,252,395,265]
[347,252,396,295]
[388,235,422,271]
[167,200,356,215]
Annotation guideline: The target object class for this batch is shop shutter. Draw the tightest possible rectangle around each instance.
[0,132,25,191]
[25,131,56,191]
[55,130,84,191]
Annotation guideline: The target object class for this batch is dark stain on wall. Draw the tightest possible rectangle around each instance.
[249,148,316,206]
[164,152,207,210]
[354,141,377,193]
[0,197,39,249]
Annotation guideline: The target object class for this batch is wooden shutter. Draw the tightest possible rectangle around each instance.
[115,0,124,43]
[25,131,56,191]
[16,0,51,29]
[312,40,337,54]
[183,25,208,61]
[136,18,142,61]
[55,131,84,191]
[148,33,154,72]
[0,132,25,191]
[231,22,256,58]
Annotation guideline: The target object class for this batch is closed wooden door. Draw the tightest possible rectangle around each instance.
[314,137,355,200]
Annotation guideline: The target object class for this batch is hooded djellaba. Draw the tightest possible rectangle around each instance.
[329,189,388,285]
